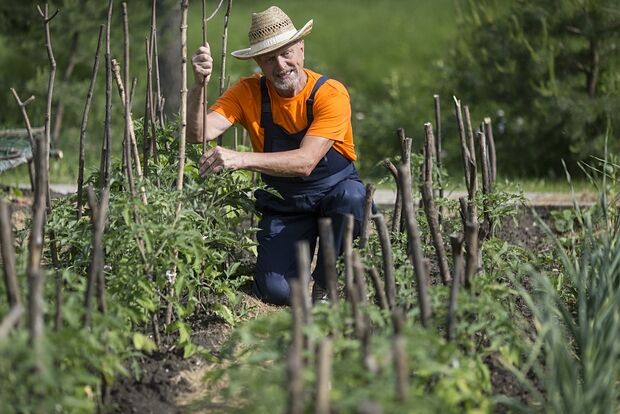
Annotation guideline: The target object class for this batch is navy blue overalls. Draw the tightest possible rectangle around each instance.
[251,75,367,305]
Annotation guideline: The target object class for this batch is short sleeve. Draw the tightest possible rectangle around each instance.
[210,77,258,127]
[306,80,351,142]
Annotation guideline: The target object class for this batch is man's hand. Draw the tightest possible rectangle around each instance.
[191,43,213,84]
[199,146,243,176]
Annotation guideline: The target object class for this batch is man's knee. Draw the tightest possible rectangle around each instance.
[252,271,291,305]
[323,179,367,218]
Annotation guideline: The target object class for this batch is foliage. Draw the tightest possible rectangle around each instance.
[0,117,259,410]
[447,0,620,177]
[196,184,535,413]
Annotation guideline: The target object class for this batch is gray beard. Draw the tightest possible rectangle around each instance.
[272,71,300,93]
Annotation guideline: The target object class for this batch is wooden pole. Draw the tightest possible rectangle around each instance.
[368,266,389,311]
[446,234,463,342]
[371,214,396,309]
[287,279,304,414]
[201,0,210,155]
[453,97,471,188]
[359,183,375,249]
[0,304,23,339]
[433,94,444,202]
[397,163,431,327]
[295,240,313,352]
[0,200,20,308]
[382,159,401,234]
[217,0,232,146]
[343,214,355,301]
[421,123,450,284]
[9,90,36,193]
[178,0,189,190]
[100,0,113,190]
[318,218,339,306]
[143,36,153,178]
[77,25,103,219]
[392,309,408,401]
[83,186,110,328]
[483,117,497,186]
[314,337,333,414]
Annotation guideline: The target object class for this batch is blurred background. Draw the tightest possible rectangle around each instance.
[0,0,618,185]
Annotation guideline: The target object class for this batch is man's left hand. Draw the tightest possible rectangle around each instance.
[199,146,241,176]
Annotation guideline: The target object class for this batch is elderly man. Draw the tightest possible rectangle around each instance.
[187,6,369,305]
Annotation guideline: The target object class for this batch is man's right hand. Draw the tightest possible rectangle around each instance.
[191,43,213,85]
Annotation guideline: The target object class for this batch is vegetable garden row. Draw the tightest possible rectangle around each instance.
[1,1,619,413]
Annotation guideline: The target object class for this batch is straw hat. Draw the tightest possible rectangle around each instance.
[231,6,313,60]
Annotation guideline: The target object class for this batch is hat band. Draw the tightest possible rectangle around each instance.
[248,28,298,55]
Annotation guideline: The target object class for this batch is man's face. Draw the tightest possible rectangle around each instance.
[254,41,305,95]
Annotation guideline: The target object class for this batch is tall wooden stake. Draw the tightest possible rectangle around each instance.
[318,218,339,306]
[201,0,210,154]
[371,214,396,309]
[398,163,431,327]
[359,183,375,249]
[0,201,20,309]
[421,123,450,284]
[77,25,104,219]
[178,0,189,190]
[446,234,463,342]
[217,0,232,146]
[100,0,113,190]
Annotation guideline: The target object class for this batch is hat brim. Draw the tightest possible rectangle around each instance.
[231,20,313,60]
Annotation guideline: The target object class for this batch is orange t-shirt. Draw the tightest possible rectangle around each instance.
[210,69,356,161]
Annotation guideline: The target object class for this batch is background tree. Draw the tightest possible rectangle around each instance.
[446,0,620,177]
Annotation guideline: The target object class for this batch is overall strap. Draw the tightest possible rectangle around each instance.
[259,76,271,128]
[306,76,329,125]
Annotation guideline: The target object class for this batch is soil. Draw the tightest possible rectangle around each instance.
[2,187,569,413]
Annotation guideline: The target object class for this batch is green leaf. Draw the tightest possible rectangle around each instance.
[214,303,236,326]
[132,333,156,353]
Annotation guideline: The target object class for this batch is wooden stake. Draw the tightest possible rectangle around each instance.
[178,0,189,190]
[287,279,304,414]
[111,59,147,202]
[359,183,375,249]
[433,94,444,202]
[0,305,23,339]
[201,0,210,154]
[77,25,104,220]
[368,266,389,312]
[84,186,110,327]
[420,123,450,284]
[217,0,232,146]
[143,36,153,178]
[295,240,313,353]
[392,309,408,401]
[0,200,20,308]
[453,97,471,189]
[100,0,113,190]
[477,129,492,237]
[382,159,401,234]
[314,337,333,414]
[397,163,431,327]
[463,219,479,289]
[343,214,355,301]
[447,234,463,342]
[483,117,497,186]
[371,214,396,309]
[9,90,36,193]
[318,218,339,306]
[121,3,135,197]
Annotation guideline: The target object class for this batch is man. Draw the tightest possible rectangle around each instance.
[187,6,368,305]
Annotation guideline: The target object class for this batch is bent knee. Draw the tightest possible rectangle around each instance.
[252,272,291,306]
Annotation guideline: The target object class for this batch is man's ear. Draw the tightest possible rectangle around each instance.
[299,40,305,57]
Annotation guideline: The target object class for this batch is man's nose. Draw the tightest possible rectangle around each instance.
[275,56,288,69]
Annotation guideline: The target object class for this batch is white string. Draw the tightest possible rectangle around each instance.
[206,0,226,21]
